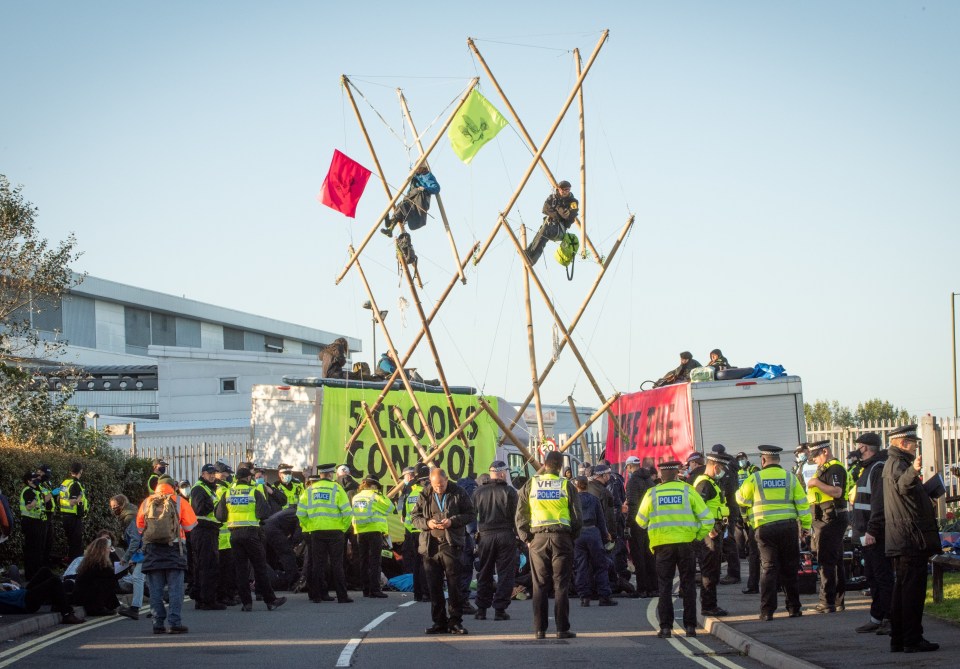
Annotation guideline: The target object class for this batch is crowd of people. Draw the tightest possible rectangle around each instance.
[3,426,942,652]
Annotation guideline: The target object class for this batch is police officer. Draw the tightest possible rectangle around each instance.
[694,452,732,617]
[58,461,86,560]
[710,445,742,586]
[793,444,811,490]
[212,462,239,606]
[19,470,53,580]
[516,450,581,640]
[297,464,353,603]
[624,456,658,597]
[263,506,302,590]
[35,465,56,569]
[352,478,393,599]
[275,464,304,509]
[734,452,761,594]
[636,460,712,638]
[399,465,429,602]
[147,459,169,493]
[189,464,224,610]
[573,476,618,608]
[214,466,287,611]
[735,445,811,620]
[473,460,519,621]
[806,440,848,613]
[853,432,893,635]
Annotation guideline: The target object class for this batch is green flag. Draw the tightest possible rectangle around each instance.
[447,89,509,164]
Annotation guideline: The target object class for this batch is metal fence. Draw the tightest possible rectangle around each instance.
[131,442,253,484]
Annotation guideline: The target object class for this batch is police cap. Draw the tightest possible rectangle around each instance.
[200,463,217,474]
[706,452,732,465]
[735,451,747,459]
[401,466,416,476]
[686,451,704,464]
[889,424,919,441]
[489,460,509,472]
[711,443,726,454]
[277,463,293,473]
[317,463,337,474]
[757,445,783,455]
[807,440,831,454]
[214,461,233,474]
[152,458,169,467]
[235,467,252,479]
[591,463,611,476]
[658,460,682,471]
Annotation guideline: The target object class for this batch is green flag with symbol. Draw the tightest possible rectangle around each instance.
[447,89,509,164]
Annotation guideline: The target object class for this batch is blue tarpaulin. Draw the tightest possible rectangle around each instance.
[745,363,786,379]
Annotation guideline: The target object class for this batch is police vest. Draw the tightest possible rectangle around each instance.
[191,480,220,524]
[737,464,759,487]
[403,483,423,533]
[529,474,570,529]
[807,459,848,507]
[736,468,811,529]
[352,489,390,534]
[19,485,45,521]
[58,478,86,515]
[636,480,711,548]
[693,474,729,520]
[225,482,259,528]
[853,459,885,513]
[297,480,351,533]
[279,481,304,508]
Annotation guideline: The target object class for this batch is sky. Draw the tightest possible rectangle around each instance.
[2,1,958,421]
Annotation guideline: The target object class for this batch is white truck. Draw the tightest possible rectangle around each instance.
[250,381,530,481]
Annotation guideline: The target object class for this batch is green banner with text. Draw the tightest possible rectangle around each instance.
[319,387,499,484]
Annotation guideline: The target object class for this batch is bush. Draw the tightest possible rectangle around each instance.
[0,433,152,569]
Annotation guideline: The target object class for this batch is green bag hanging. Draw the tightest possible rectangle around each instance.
[554,232,579,266]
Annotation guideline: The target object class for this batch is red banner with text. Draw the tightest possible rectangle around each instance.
[604,384,695,464]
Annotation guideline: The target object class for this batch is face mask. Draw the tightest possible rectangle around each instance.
[157,466,166,475]
[797,453,807,463]
[106,539,112,548]
[737,459,747,469]
[715,469,726,480]
[256,477,265,485]
[282,474,293,484]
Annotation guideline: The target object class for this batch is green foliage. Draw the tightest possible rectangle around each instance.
[804,397,915,428]
[926,571,960,623]
[0,435,152,569]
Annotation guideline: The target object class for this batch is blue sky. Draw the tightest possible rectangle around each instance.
[3,1,958,419]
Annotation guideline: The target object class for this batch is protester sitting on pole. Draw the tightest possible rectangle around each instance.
[524,181,579,265]
[381,165,441,237]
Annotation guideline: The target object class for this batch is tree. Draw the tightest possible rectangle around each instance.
[804,399,855,428]
[855,398,913,425]
[805,397,914,428]
[0,174,85,444]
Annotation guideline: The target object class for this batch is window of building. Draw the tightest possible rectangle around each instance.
[220,377,238,394]
[223,326,244,350]
[175,317,201,348]
[32,295,63,333]
[264,335,283,353]
[124,307,151,355]
[301,343,320,356]
[151,312,176,346]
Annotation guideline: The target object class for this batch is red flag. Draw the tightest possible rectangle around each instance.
[318,150,372,218]
[604,384,694,464]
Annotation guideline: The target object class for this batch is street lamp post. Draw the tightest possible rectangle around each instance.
[362,301,388,365]
[953,293,959,418]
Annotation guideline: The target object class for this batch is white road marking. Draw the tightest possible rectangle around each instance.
[0,617,120,667]
[336,639,362,667]
[645,590,748,669]
[359,611,395,633]
[398,601,418,608]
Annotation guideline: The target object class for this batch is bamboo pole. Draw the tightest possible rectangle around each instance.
[467,33,607,263]
[335,77,479,285]
[520,225,545,441]
[392,406,432,463]
[396,247,473,452]
[397,89,467,285]
[342,77,393,201]
[344,242,478,450]
[477,396,540,469]
[353,248,440,450]
[362,401,401,485]
[558,393,620,454]
[420,408,483,464]
[497,216,635,444]
[574,49,587,259]
[567,396,583,434]
[499,219,629,447]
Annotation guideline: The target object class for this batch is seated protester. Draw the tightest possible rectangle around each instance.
[74,536,122,616]
[263,506,302,591]
[0,568,85,624]
[655,351,702,387]
[376,351,398,378]
[706,349,731,371]
[381,165,441,236]
[112,495,145,621]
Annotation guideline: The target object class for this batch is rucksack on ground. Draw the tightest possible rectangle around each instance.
[143,493,181,544]
[554,232,579,266]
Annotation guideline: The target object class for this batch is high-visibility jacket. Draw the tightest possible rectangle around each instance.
[403,483,423,533]
[806,459,848,507]
[529,474,571,529]
[191,480,220,524]
[352,489,393,534]
[693,474,729,521]
[19,485,45,521]
[278,481,304,508]
[737,464,759,487]
[224,482,259,528]
[635,480,712,548]
[297,479,352,533]
[58,477,86,515]
[736,466,811,530]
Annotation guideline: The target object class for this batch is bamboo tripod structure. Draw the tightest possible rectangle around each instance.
[332,30,631,479]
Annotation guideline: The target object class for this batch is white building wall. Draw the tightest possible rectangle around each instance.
[94,300,126,353]
[200,322,224,350]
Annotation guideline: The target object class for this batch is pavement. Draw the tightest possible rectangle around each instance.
[698,564,958,669]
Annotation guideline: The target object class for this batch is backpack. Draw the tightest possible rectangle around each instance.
[554,233,579,266]
[142,493,181,545]
[396,232,417,266]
